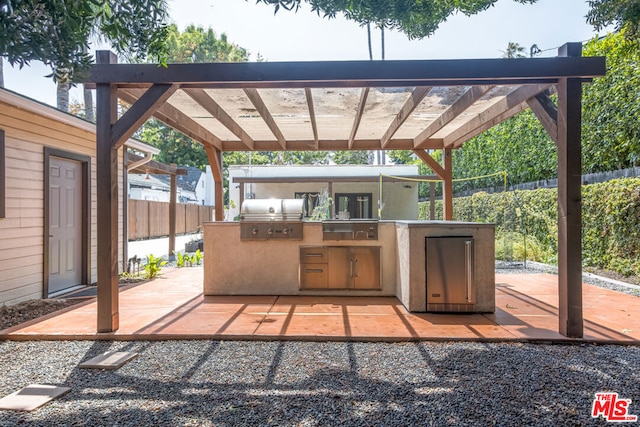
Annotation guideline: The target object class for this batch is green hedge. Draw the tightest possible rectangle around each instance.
[419,178,640,277]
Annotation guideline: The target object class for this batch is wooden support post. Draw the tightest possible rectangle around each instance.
[96,51,119,333]
[122,149,128,273]
[557,43,584,338]
[169,168,177,261]
[328,181,334,219]
[429,182,436,220]
[205,146,224,221]
[442,148,453,220]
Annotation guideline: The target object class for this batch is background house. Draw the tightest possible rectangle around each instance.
[227,164,420,220]
[129,166,207,204]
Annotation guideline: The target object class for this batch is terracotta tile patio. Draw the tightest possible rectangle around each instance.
[1,267,639,343]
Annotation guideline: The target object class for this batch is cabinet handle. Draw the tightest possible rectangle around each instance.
[349,259,353,277]
[465,241,473,302]
[354,259,359,277]
[305,253,323,257]
[306,268,324,273]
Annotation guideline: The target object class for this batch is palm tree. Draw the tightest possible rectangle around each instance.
[501,42,526,59]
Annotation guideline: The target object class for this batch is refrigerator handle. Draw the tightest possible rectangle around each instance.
[465,241,473,302]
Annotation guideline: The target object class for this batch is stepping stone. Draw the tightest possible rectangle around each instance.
[0,384,71,411]
[79,351,138,370]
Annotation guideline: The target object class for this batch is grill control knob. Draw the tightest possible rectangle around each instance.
[251,227,259,235]
[282,227,289,234]
[267,228,274,234]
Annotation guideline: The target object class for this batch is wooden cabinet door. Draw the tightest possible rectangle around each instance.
[327,247,351,289]
[352,247,381,290]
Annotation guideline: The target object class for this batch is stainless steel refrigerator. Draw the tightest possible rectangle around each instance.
[426,236,475,312]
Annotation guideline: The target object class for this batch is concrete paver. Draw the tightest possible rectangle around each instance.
[1,268,639,343]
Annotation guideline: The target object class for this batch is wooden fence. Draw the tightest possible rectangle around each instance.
[128,200,214,240]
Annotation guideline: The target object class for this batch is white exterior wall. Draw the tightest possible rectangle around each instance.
[227,164,419,220]
[194,174,206,205]
[204,166,216,207]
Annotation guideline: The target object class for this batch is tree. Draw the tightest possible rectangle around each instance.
[257,0,640,41]
[587,0,640,39]
[582,30,640,171]
[163,24,249,63]
[333,150,370,164]
[501,42,526,58]
[0,0,170,111]
[257,0,536,39]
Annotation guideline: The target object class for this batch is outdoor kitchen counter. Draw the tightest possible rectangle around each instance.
[203,220,495,313]
[203,221,398,297]
[394,221,495,313]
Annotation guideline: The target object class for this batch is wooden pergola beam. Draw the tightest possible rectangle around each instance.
[205,145,224,221]
[442,83,553,147]
[217,138,441,151]
[451,103,530,149]
[414,85,493,148]
[411,150,452,220]
[89,57,606,87]
[412,149,445,179]
[119,89,223,150]
[244,88,287,149]
[528,90,558,143]
[557,43,584,338]
[126,152,187,175]
[348,88,369,149]
[183,88,255,150]
[112,84,178,149]
[304,88,319,149]
[381,86,432,149]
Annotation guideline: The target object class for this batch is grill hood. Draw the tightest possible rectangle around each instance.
[240,199,305,222]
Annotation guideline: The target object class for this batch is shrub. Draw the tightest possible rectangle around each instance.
[145,254,167,279]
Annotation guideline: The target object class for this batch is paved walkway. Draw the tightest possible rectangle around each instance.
[128,234,201,260]
[1,268,639,343]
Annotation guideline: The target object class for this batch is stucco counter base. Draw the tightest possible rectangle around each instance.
[203,221,495,313]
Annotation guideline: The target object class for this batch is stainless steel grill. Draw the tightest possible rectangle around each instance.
[240,199,304,240]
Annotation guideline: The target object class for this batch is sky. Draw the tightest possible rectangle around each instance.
[3,0,607,107]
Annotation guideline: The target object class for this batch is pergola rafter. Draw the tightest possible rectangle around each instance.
[91,44,605,339]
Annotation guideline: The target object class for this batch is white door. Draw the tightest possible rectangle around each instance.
[48,157,82,294]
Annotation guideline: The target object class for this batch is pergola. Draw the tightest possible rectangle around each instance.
[89,43,605,338]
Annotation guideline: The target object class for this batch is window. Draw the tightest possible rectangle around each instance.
[335,193,373,219]
[295,192,320,217]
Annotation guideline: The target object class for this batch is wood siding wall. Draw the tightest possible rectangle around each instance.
[0,93,125,306]
[128,199,213,240]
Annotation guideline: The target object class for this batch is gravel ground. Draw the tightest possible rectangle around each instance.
[0,300,84,331]
[0,340,639,426]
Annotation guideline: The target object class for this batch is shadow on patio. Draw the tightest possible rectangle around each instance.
[1,268,639,343]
